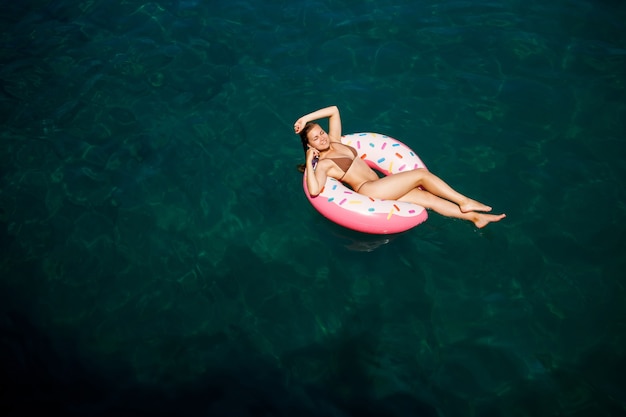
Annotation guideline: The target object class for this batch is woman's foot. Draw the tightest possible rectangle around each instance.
[473,212,506,229]
[460,199,492,213]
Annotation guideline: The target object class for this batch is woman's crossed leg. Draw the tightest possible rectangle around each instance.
[357,169,506,228]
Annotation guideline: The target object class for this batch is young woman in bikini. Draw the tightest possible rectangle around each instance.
[294,106,506,229]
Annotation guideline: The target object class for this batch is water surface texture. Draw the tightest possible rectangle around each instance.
[1,1,625,416]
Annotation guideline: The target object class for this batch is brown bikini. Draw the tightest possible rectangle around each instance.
[327,145,358,180]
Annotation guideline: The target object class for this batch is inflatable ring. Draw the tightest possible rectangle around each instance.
[303,132,428,234]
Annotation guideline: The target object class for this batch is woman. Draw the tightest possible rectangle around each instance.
[294,106,506,229]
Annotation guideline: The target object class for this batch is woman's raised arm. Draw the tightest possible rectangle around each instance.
[293,105,342,141]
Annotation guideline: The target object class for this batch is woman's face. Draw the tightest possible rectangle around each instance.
[307,124,330,150]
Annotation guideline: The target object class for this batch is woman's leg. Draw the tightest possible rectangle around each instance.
[358,168,492,213]
[397,189,506,228]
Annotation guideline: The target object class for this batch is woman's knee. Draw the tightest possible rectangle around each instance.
[408,168,428,185]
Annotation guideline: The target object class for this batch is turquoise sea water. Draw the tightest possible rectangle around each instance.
[1,0,625,416]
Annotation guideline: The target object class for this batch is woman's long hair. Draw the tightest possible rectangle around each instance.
[297,122,317,173]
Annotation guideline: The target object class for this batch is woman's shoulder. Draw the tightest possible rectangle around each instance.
[316,157,335,169]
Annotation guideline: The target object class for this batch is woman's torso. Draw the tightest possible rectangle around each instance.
[323,143,379,191]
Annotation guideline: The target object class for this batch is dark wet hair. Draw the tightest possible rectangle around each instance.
[297,122,318,173]
[298,122,318,154]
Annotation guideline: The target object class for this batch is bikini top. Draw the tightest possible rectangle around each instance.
[327,145,358,180]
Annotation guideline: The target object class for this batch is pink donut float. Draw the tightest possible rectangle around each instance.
[303,132,428,234]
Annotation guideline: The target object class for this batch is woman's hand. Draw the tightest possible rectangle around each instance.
[305,146,324,196]
[306,146,319,163]
[294,117,307,134]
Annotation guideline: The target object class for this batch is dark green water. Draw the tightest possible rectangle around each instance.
[1,0,625,416]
